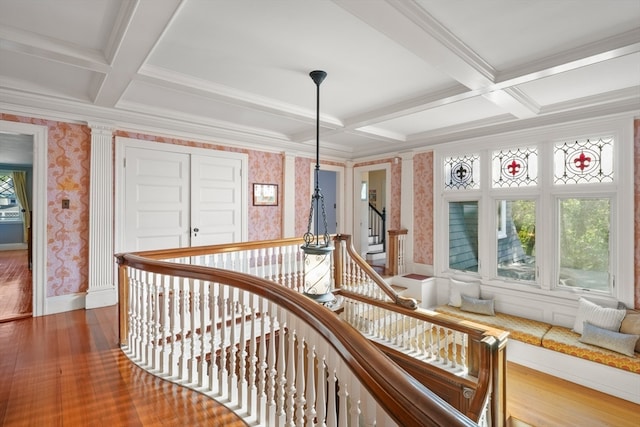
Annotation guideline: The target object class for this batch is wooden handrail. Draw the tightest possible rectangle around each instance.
[116,252,476,427]
[333,234,417,309]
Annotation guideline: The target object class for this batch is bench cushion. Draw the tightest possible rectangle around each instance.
[542,326,640,373]
[434,305,551,346]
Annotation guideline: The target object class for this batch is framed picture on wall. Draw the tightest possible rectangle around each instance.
[253,183,278,206]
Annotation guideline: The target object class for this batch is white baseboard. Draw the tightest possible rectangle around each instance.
[85,287,118,309]
[508,339,640,404]
[46,293,86,315]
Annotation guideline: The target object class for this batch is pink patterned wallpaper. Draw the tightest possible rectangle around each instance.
[295,157,312,237]
[390,160,401,230]
[413,152,434,265]
[1,114,90,297]
[634,119,639,309]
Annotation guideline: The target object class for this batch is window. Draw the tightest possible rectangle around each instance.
[436,120,631,299]
[449,201,478,272]
[497,199,536,282]
[0,174,21,222]
[558,198,610,292]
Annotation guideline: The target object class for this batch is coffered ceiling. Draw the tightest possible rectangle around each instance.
[0,0,639,160]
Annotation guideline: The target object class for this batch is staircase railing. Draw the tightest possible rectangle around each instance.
[368,203,386,252]
[116,235,506,426]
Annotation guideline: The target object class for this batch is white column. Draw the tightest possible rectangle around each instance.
[282,153,296,238]
[399,152,414,271]
[85,122,116,309]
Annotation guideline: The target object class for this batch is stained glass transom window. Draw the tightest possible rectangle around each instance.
[553,137,614,184]
[492,146,538,188]
[444,154,480,190]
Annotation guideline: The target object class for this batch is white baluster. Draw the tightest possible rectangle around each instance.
[257,300,268,423]
[304,342,317,427]
[266,302,278,427]
[208,283,220,394]
[285,328,297,427]
[238,292,249,412]
[218,290,228,399]
[228,299,239,405]
[295,333,307,427]
[276,309,288,427]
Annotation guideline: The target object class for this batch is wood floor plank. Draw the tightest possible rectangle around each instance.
[0,249,32,322]
[0,306,248,427]
[507,362,639,427]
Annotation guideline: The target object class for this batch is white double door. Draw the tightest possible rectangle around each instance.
[120,139,247,252]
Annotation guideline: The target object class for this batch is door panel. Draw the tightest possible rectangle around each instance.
[191,155,243,246]
[124,147,190,251]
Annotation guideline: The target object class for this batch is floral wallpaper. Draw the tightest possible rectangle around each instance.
[634,119,640,309]
[413,152,434,266]
[390,160,401,230]
[1,114,90,297]
[295,157,312,237]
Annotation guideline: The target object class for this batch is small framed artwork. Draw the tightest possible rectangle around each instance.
[253,183,278,206]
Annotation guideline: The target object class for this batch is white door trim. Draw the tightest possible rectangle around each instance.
[114,137,248,255]
[352,162,391,255]
[0,120,47,316]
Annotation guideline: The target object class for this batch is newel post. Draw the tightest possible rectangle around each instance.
[387,228,408,276]
[332,234,347,289]
[115,254,129,346]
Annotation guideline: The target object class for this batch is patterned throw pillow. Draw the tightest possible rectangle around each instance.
[572,297,626,335]
[460,294,495,316]
[579,322,639,357]
[448,278,481,308]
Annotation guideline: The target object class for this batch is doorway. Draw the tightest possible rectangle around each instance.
[352,164,390,261]
[0,120,47,318]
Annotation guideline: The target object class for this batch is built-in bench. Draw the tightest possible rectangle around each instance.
[434,305,640,403]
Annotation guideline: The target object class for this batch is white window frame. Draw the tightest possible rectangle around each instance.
[434,116,634,307]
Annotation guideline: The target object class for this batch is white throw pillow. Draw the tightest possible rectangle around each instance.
[572,297,626,335]
[448,278,481,308]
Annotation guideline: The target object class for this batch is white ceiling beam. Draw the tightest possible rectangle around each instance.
[92,0,183,107]
[0,24,109,73]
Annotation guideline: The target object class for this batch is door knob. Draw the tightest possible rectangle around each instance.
[193,227,199,233]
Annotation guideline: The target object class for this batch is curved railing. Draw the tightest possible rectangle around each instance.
[116,235,507,426]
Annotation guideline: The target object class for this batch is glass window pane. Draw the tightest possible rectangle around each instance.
[492,146,538,188]
[449,201,478,272]
[497,200,536,281]
[444,154,480,190]
[558,198,610,292]
[553,137,614,184]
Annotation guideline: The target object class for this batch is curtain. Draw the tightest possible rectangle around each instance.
[12,171,30,243]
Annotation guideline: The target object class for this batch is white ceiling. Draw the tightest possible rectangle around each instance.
[0,0,639,161]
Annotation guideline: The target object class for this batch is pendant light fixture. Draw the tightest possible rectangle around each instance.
[302,70,334,304]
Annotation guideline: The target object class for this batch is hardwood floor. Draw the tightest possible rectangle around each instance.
[0,306,248,426]
[0,303,637,426]
[507,363,639,427]
[0,249,32,323]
